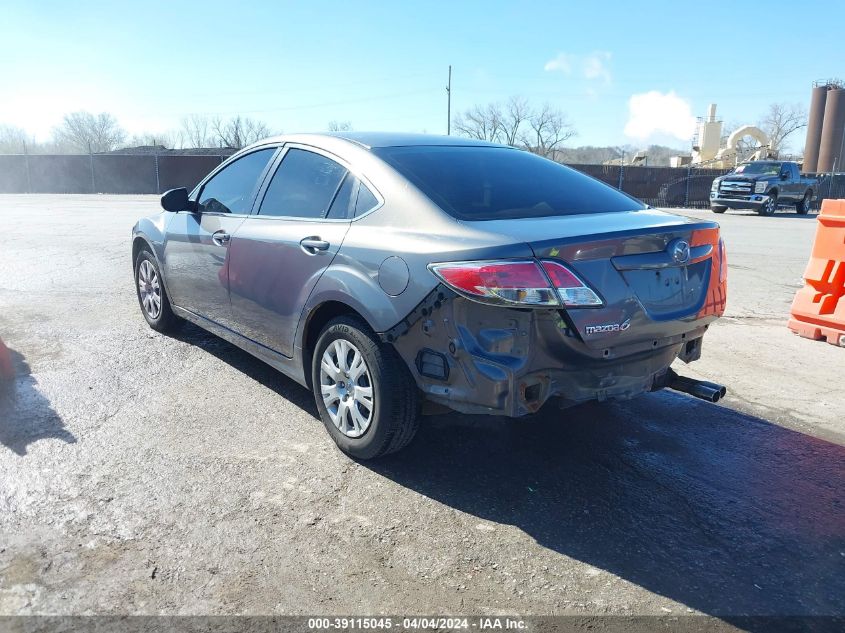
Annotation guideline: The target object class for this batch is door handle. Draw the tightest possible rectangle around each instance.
[300,237,330,253]
[212,230,230,246]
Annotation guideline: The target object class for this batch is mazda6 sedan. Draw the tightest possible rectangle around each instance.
[132,133,727,459]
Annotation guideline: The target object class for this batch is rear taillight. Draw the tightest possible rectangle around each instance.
[428,260,558,306]
[428,260,603,308]
[540,261,603,307]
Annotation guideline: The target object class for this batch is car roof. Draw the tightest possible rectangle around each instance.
[255,132,508,150]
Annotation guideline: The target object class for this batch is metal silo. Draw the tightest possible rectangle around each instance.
[817,88,845,173]
[803,84,829,173]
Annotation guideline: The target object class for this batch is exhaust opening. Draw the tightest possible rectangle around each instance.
[661,369,727,403]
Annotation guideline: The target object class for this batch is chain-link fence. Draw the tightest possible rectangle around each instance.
[572,165,734,208]
[1,153,844,209]
[814,173,845,202]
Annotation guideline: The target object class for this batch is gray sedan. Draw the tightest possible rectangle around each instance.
[132,133,728,459]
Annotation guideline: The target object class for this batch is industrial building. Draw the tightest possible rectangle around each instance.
[803,80,845,173]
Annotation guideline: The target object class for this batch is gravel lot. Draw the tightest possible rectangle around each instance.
[1,195,843,620]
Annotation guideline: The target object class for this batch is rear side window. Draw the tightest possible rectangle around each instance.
[197,148,275,214]
[323,175,380,219]
[326,173,357,219]
[355,182,379,216]
[259,148,347,218]
[374,146,646,220]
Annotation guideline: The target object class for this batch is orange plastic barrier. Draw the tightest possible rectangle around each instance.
[788,199,845,346]
[0,336,13,380]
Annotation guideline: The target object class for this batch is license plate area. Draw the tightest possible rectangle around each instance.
[622,261,709,320]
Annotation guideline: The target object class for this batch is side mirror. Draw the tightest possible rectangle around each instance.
[779,172,789,181]
[160,187,191,212]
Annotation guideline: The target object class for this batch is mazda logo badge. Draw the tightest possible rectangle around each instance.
[670,239,690,264]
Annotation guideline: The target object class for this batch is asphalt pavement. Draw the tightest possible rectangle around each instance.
[0,195,843,622]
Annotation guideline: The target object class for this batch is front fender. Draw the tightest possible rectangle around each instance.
[132,212,170,265]
[757,178,776,194]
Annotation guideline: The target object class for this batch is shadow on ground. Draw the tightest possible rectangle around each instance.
[374,396,845,621]
[173,322,318,416]
[0,347,76,456]
[767,211,820,220]
[715,210,820,220]
[177,324,845,622]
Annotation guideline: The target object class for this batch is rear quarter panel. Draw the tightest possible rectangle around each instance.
[296,155,538,343]
[303,213,535,335]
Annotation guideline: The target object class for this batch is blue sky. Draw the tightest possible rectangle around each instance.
[2,0,843,150]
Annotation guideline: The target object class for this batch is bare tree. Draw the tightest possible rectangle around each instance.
[522,103,576,158]
[126,131,185,150]
[211,115,272,149]
[181,114,213,148]
[497,97,531,147]
[761,102,807,152]
[52,112,126,153]
[328,120,353,132]
[452,103,501,142]
[453,97,576,158]
[0,124,30,153]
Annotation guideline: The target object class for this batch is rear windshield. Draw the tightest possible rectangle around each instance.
[373,146,646,220]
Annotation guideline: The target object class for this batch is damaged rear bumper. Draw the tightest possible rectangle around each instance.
[386,286,715,417]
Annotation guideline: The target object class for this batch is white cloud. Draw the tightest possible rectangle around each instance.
[544,53,574,74]
[544,51,611,84]
[623,90,696,142]
[583,52,612,84]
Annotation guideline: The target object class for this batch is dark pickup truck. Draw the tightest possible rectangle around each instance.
[710,161,817,215]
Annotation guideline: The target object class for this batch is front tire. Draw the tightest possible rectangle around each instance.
[134,248,181,333]
[312,316,420,459]
[758,192,777,216]
[796,190,811,214]
[711,205,727,214]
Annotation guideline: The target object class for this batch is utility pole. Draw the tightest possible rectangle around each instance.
[88,141,96,194]
[446,65,452,135]
[23,139,32,194]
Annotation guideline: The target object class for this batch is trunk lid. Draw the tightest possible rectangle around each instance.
[471,209,726,350]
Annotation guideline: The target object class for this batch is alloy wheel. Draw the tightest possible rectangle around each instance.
[764,195,777,215]
[319,339,374,438]
[800,191,811,213]
[137,259,162,319]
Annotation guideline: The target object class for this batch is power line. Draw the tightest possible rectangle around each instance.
[171,88,440,117]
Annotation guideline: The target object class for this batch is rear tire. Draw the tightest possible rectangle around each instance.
[312,316,420,460]
[711,206,727,214]
[134,248,182,333]
[796,190,811,214]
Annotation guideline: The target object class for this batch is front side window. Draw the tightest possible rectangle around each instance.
[259,148,347,219]
[197,148,275,214]
[374,146,645,221]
